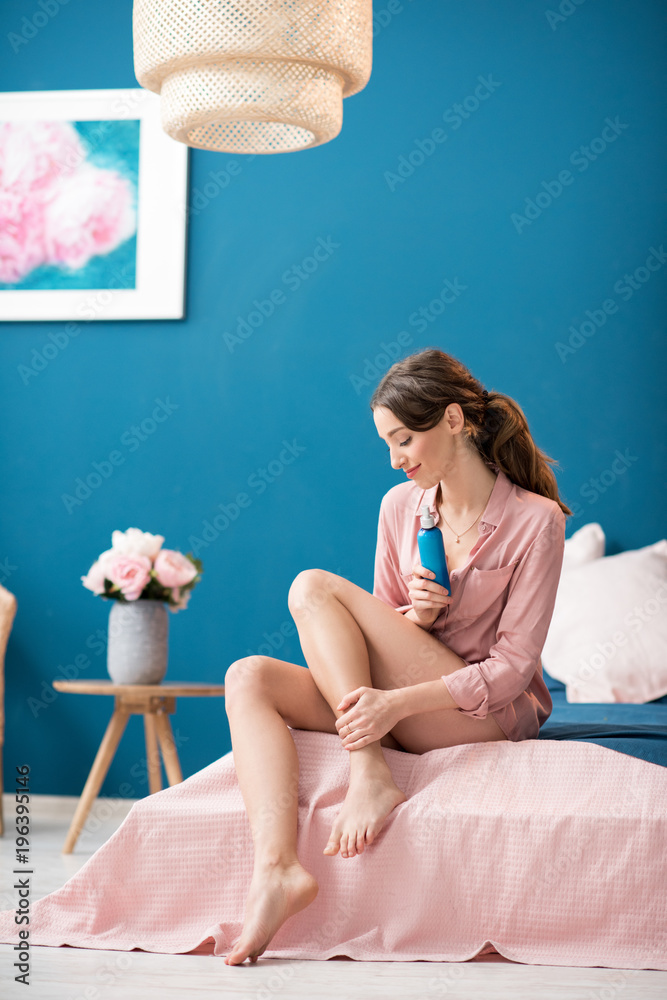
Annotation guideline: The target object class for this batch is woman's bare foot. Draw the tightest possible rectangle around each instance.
[224,860,319,966]
[323,760,407,859]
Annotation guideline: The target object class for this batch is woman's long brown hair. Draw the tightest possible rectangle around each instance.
[369,347,573,517]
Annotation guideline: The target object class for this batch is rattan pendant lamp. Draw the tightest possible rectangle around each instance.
[132,0,373,154]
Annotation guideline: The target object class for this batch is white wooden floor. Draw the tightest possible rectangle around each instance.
[1,793,665,999]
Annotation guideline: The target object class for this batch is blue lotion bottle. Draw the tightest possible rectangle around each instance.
[417,504,451,597]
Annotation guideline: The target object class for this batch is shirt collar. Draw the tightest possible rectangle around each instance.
[413,465,512,528]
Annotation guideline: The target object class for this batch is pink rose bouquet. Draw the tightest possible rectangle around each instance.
[81,528,202,613]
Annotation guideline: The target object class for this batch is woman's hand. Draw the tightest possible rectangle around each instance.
[406,562,452,626]
[335,686,403,750]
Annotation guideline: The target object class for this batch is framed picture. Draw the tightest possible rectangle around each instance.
[0,88,189,321]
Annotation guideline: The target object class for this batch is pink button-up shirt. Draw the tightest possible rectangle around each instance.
[373,465,565,742]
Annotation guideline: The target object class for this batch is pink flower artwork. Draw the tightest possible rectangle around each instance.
[0,120,137,284]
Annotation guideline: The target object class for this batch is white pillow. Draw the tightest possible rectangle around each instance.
[542,521,605,686]
[542,539,667,703]
[562,521,605,572]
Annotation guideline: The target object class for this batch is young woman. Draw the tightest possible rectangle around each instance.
[223,348,573,965]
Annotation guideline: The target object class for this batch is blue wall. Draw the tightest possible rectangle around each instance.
[1,0,665,799]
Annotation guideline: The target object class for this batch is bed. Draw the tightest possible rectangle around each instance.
[0,675,665,971]
[539,665,667,768]
[536,523,667,769]
[1,525,665,970]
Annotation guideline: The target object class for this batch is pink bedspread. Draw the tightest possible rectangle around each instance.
[1,730,666,969]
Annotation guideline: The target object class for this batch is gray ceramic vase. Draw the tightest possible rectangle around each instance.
[107,599,169,684]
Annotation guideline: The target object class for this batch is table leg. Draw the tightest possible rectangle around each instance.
[154,711,183,786]
[143,714,162,794]
[62,707,129,854]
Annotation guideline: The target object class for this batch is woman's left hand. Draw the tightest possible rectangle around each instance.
[335,686,403,750]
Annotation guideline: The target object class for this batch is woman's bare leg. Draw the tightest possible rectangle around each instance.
[222,666,319,966]
[287,568,507,859]
[221,655,403,966]
[287,573,408,860]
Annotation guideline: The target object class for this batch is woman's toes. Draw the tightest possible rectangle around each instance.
[324,815,381,858]
[323,831,340,855]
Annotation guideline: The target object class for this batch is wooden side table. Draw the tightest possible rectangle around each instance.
[52,680,226,854]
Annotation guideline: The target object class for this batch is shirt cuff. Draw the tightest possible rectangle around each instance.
[441,666,489,719]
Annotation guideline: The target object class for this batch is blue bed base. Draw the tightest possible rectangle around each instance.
[538,668,667,768]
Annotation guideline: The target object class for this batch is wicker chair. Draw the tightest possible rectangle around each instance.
[0,584,18,836]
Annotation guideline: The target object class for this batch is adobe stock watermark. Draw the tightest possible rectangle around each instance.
[188,438,306,555]
[535,806,637,892]
[585,970,645,1000]
[14,90,144,388]
[535,776,647,894]
[0,556,17,586]
[384,74,502,191]
[47,89,153,182]
[61,397,179,514]
[555,244,667,362]
[78,731,191,835]
[7,0,77,54]
[253,966,296,1000]
[63,953,135,1000]
[371,0,418,39]
[28,609,182,718]
[412,751,501,853]
[70,727,190,852]
[511,116,629,234]
[222,236,340,352]
[222,566,348,688]
[573,584,667,693]
[426,965,467,995]
[564,448,639,520]
[545,0,588,32]
[183,156,257,219]
[349,276,468,394]
[17,262,135,386]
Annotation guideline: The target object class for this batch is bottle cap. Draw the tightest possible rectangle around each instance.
[420,504,435,529]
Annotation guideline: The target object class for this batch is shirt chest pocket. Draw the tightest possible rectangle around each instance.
[453,562,518,622]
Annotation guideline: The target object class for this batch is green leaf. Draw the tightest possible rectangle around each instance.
[185,553,204,573]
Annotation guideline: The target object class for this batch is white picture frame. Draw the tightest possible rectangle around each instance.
[0,87,189,321]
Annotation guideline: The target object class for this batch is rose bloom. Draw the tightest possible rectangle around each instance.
[81,549,118,595]
[153,549,198,589]
[103,553,153,602]
[111,528,164,560]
